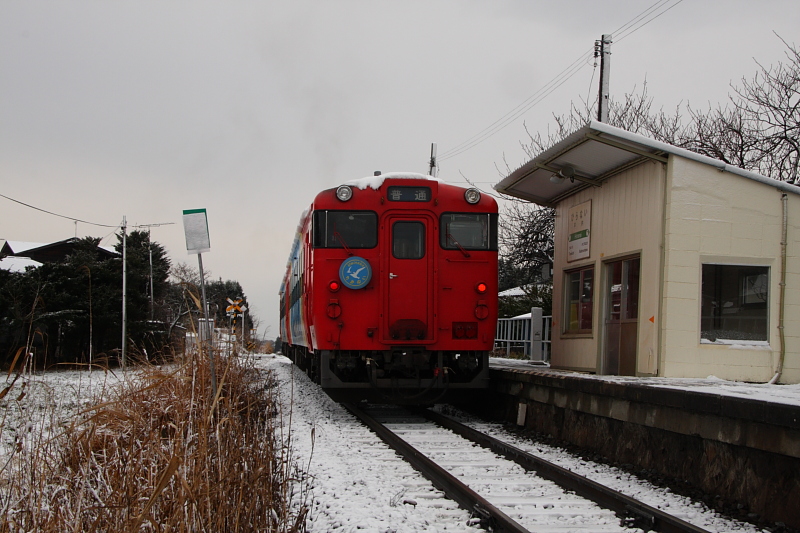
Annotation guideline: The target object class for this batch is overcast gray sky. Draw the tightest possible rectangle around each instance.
[1,0,798,339]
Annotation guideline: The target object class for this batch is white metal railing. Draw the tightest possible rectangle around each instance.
[494,308,551,362]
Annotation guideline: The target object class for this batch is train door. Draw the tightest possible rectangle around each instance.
[383,214,435,342]
[603,256,640,375]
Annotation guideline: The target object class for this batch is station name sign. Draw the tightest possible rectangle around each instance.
[567,200,591,262]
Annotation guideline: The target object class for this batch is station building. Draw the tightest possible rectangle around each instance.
[496,121,800,384]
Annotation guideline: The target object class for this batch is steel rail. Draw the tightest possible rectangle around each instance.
[419,408,711,533]
[341,403,532,533]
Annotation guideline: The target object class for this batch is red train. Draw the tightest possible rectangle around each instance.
[279,172,498,402]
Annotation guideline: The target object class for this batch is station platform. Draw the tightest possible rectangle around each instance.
[479,358,800,528]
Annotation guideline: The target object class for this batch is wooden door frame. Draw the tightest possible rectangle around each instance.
[600,254,641,376]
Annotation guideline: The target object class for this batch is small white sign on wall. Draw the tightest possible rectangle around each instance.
[567,200,591,262]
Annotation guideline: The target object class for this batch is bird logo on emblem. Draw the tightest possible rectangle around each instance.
[339,257,372,289]
[347,265,366,279]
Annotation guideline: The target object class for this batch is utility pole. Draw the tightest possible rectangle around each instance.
[149,244,154,320]
[132,222,174,321]
[428,143,438,177]
[596,34,612,123]
[121,215,127,369]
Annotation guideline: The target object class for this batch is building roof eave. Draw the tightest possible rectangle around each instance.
[495,120,800,206]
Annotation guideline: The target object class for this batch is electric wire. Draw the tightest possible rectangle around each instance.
[585,57,599,117]
[437,0,686,163]
[0,192,120,228]
[0,192,174,245]
[615,0,686,43]
[610,0,674,39]
[438,52,592,161]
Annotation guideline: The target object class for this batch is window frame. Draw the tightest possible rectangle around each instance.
[439,212,498,251]
[392,220,426,260]
[312,210,378,249]
[700,263,770,343]
[563,264,594,335]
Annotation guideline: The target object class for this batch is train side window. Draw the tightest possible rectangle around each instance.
[393,221,425,259]
[313,210,377,249]
[440,213,498,251]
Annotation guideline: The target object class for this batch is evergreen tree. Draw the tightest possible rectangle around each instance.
[113,230,172,356]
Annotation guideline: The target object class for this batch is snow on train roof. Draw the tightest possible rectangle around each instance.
[344,172,442,191]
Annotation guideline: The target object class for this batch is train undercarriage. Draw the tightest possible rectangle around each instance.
[283,344,489,404]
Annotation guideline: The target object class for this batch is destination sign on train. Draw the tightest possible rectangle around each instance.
[386,186,431,202]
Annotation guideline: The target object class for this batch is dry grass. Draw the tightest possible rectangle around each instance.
[0,348,307,532]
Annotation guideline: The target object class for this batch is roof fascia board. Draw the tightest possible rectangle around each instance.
[583,131,669,164]
[498,120,800,202]
[588,120,800,195]
[496,186,557,208]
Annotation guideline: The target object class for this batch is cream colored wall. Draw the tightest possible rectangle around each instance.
[551,160,665,374]
[661,156,800,383]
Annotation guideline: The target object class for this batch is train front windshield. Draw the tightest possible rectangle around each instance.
[440,213,498,250]
[313,210,378,249]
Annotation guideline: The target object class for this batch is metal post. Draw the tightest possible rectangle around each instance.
[121,215,127,369]
[597,34,612,123]
[149,238,154,321]
[429,142,438,177]
[197,253,217,398]
[530,307,544,362]
[86,266,92,374]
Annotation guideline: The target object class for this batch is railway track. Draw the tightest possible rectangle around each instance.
[342,403,711,533]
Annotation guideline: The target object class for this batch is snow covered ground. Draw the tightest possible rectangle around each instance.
[261,354,478,532]
[0,367,126,464]
[490,357,800,407]
[2,356,783,531]
[256,354,769,533]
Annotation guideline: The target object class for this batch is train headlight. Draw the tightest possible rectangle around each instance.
[336,185,353,202]
[475,304,489,320]
[476,282,488,294]
[327,301,342,318]
[464,188,481,204]
[329,280,341,292]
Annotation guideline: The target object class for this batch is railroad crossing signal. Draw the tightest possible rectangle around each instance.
[226,297,247,317]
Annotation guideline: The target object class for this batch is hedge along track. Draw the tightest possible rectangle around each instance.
[342,403,712,533]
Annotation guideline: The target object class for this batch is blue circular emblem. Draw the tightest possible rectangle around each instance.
[339,256,372,289]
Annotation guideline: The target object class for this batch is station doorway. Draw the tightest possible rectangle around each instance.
[603,256,640,375]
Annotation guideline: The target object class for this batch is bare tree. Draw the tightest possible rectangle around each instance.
[499,200,554,288]
[501,38,799,296]
[520,81,690,161]
[678,38,798,184]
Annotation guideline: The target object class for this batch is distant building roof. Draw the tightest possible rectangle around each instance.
[499,286,527,298]
[0,256,42,272]
[2,241,46,254]
[1,238,118,264]
[499,284,550,298]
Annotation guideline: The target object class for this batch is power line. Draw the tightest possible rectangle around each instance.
[611,0,674,38]
[439,52,593,161]
[615,0,686,43]
[437,0,686,162]
[0,192,175,233]
[0,192,120,228]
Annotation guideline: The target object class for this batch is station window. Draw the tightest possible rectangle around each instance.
[440,213,498,251]
[313,211,377,249]
[701,264,769,342]
[565,266,594,333]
